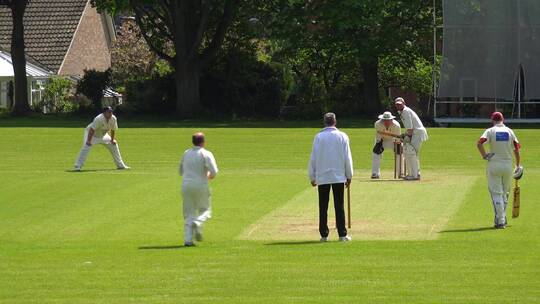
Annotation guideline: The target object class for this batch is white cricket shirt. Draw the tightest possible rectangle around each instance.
[308,127,354,185]
[180,147,219,185]
[375,119,401,141]
[480,123,520,161]
[400,106,428,141]
[86,113,118,137]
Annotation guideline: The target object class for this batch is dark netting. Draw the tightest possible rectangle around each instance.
[438,0,540,101]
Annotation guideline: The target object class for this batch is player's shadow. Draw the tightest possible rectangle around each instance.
[439,226,510,233]
[264,240,327,246]
[65,169,118,173]
[138,245,184,250]
[357,179,405,183]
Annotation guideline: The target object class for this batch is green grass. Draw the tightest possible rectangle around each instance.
[1,118,540,303]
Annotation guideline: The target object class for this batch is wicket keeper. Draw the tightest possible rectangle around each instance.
[371,111,402,179]
[395,97,428,180]
[180,132,218,246]
[308,113,353,242]
[74,107,130,171]
[477,112,522,229]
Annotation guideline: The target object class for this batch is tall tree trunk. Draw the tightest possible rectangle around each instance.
[175,62,200,117]
[10,0,30,115]
[361,58,381,115]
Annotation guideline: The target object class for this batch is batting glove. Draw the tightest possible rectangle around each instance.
[483,153,495,161]
[513,165,524,180]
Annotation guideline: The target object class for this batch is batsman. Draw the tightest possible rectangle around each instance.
[395,98,428,180]
[477,112,522,229]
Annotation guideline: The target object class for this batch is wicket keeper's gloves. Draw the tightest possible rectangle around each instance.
[373,140,384,155]
[513,165,524,180]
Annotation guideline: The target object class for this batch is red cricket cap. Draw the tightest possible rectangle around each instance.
[491,112,504,122]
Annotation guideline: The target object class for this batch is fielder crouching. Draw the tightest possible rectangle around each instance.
[180,132,218,246]
[371,111,402,179]
[477,112,522,229]
[74,106,130,171]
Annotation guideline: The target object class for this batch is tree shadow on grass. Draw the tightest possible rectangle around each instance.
[138,245,185,250]
[264,240,325,246]
[439,226,511,233]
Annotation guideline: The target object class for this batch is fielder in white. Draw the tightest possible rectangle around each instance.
[179,132,218,247]
[371,111,402,179]
[74,107,130,171]
[395,98,428,180]
[477,112,522,229]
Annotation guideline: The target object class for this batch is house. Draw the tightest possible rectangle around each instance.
[0,0,116,108]
[0,50,51,109]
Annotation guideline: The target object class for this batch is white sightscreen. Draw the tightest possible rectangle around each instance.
[438,0,540,100]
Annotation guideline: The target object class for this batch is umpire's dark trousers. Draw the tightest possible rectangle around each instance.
[318,183,347,237]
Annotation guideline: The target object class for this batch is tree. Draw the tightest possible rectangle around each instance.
[322,0,433,114]
[0,0,30,115]
[273,0,433,115]
[110,18,161,85]
[267,1,360,113]
[380,55,442,116]
[92,0,239,117]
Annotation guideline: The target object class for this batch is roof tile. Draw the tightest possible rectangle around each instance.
[0,0,88,73]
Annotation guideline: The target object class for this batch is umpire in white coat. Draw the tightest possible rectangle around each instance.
[395,98,428,180]
[308,113,353,242]
[180,132,218,246]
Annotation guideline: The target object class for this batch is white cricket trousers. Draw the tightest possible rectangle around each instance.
[404,136,424,178]
[487,160,513,226]
[74,130,128,169]
[371,139,400,175]
[182,183,212,243]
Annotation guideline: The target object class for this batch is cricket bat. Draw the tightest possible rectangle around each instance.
[512,179,520,218]
[377,130,401,138]
[347,184,351,228]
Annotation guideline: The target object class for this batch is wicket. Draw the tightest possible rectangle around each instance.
[394,142,406,179]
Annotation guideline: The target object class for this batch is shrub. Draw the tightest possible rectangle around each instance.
[122,74,176,114]
[76,69,112,111]
[35,77,74,113]
[200,48,287,118]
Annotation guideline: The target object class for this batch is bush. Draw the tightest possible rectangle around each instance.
[200,48,287,118]
[76,69,112,111]
[34,77,74,113]
[122,74,176,114]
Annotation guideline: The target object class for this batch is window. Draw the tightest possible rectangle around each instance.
[31,79,45,106]
[0,81,7,108]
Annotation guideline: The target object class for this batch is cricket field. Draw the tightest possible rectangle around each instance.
[1,117,539,303]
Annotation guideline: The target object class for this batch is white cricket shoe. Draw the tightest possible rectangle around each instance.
[193,223,203,242]
[339,236,352,242]
[184,241,195,247]
[117,166,131,170]
[73,166,81,172]
[403,176,420,181]
[320,236,328,242]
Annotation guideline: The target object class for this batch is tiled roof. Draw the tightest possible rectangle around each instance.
[0,0,88,73]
